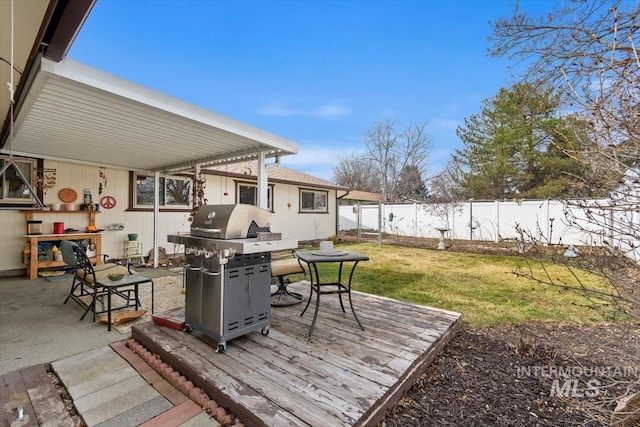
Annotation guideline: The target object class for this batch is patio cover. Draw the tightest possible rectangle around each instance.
[1,55,298,267]
[1,56,297,173]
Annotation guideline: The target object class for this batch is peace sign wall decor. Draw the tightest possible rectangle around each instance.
[100,195,117,209]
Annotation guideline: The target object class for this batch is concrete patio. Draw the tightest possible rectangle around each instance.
[0,273,461,426]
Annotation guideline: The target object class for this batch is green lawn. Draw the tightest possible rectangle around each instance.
[290,242,614,327]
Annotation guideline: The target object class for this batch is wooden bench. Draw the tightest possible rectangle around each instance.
[270,251,306,306]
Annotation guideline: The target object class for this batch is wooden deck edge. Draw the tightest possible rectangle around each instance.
[133,307,463,427]
[356,314,463,427]
[132,323,272,427]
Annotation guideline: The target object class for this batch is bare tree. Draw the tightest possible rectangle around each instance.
[363,119,432,201]
[490,0,639,175]
[491,1,639,422]
[331,153,380,192]
[490,0,640,312]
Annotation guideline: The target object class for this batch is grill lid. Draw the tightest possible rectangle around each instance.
[191,204,271,239]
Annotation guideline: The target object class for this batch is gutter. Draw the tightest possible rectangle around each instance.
[337,190,351,200]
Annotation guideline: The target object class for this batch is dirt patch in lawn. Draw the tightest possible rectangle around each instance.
[380,321,639,426]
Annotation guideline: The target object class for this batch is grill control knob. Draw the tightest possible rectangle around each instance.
[185,247,195,255]
[204,250,213,258]
[194,248,203,257]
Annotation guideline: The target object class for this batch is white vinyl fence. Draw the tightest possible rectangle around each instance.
[339,199,632,248]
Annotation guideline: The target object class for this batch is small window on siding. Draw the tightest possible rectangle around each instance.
[133,173,191,208]
[300,189,328,213]
[236,182,273,210]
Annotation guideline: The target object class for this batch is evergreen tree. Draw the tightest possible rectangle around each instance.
[397,164,428,201]
[454,83,593,199]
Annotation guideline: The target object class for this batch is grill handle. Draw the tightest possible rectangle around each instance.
[191,227,222,234]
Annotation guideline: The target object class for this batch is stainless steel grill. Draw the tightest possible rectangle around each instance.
[167,204,297,352]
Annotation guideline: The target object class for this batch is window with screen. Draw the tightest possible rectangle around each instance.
[132,173,191,208]
[300,189,328,213]
[236,182,273,210]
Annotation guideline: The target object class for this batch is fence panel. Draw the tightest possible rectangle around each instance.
[339,198,616,247]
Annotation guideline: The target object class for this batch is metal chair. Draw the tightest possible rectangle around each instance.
[61,240,135,321]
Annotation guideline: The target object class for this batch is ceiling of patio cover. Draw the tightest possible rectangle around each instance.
[3,57,297,173]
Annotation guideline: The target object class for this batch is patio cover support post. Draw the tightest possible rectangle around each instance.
[153,171,160,268]
[257,152,267,210]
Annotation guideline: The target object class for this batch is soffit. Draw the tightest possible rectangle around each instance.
[0,0,51,139]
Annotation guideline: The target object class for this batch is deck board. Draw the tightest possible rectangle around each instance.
[132,282,461,427]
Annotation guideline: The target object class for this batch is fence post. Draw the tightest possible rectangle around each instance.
[546,199,551,244]
[451,205,455,240]
[356,202,361,242]
[610,208,615,248]
[469,198,474,242]
[495,199,500,243]
[378,201,383,243]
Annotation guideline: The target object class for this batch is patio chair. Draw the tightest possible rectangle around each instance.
[61,240,136,321]
[270,250,306,306]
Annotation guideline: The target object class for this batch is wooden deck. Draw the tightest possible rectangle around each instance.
[132,282,462,427]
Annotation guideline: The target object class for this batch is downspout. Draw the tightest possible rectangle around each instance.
[336,190,351,238]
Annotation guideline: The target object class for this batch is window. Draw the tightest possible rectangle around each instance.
[236,182,273,210]
[0,156,37,204]
[300,189,328,213]
[133,173,191,208]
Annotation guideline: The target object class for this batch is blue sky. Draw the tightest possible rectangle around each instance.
[68,0,554,182]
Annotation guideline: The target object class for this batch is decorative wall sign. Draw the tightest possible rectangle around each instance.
[100,195,117,209]
[35,168,56,194]
[99,168,107,189]
[58,188,77,203]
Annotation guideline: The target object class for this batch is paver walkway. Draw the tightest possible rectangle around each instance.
[1,341,221,427]
[53,342,221,427]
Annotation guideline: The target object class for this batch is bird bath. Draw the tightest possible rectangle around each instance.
[435,227,450,250]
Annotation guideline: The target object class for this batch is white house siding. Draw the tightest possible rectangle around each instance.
[201,174,337,242]
[0,161,338,274]
[0,160,191,273]
[270,182,337,242]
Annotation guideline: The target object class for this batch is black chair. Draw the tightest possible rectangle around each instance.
[61,241,136,321]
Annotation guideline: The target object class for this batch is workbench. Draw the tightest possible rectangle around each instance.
[25,233,102,280]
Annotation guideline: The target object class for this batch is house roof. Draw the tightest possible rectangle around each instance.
[337,190,384,202]
[206,161,348,191]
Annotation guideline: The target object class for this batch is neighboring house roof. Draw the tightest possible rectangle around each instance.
[206,161,348,191]
[337,190,384,202]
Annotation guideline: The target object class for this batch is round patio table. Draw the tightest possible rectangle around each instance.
[295,250,369,337]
